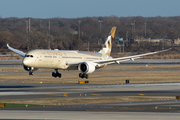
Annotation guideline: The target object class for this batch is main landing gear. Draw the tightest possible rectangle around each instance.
[52,69,62,78]
[79,73,88,79]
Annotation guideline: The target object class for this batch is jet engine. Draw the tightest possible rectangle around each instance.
[78,62,96,74]
[23,65,39,71]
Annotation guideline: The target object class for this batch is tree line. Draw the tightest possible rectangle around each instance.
[0,16,180,53]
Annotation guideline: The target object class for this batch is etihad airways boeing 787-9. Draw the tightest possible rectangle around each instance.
[7,27,171,79]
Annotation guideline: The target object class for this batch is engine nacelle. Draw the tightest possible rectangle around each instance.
[78,62,96,74]
[23,65,39,71]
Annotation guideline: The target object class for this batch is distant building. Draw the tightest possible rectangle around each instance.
[116,37,123,44]
[174,38,180,44]
[135,38,172,45]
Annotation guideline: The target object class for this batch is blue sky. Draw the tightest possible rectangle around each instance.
[0,0,179,18]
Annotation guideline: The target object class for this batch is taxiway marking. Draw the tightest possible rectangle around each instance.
[46,94,63,96]
[91,94,101,96]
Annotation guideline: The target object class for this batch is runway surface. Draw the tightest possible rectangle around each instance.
[0,83,180,100]
[1,111,180,120]
[0,62,180,119]
[0,83,180,112]
[0,83,179,119]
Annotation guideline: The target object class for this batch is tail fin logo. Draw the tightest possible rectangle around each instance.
[99,27,116,56]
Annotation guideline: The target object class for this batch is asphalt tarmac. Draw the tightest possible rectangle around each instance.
[0,83,180,99]
[1,111,180,120]
[0,62,180,119]
[0,84,179,120]
[0,98,180,119]
[0,83,180,112]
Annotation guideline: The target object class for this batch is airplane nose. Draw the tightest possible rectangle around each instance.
[23,59,30,66]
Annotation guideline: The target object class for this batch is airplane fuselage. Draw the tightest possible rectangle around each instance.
[23,49,111,70]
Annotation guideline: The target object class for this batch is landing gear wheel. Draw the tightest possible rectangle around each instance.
[79,73,88,79]
[52,70,61,78]
[79,73,83,78]
[52,72,57,77]
[57,73,62,78]
[85,74,88,79]
[29,71,33,75]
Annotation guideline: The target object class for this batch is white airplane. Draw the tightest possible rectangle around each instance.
[7,27,171,79]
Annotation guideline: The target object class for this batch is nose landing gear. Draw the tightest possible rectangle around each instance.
[79,73,88,79]
[52,69,62,78]
[29,67,34,75]
[29,71,33,75]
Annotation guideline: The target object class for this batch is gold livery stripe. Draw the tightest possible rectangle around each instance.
[111,27,116,39]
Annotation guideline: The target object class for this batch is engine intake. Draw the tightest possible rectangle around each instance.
[78,62,96,74]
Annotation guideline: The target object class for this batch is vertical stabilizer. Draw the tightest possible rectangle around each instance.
[99,27,116,56]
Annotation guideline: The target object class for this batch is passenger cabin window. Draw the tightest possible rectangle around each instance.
[44,56,52,58]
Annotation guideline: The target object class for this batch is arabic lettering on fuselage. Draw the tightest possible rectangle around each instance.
[41,51,66,56]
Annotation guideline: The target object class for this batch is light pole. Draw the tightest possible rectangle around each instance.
[48,21,50,34]
[133,20,135,39]
[25,21,29,50]
[98,20,103,45]
[88,41,89,51]
[98,20,103,33]
[78,20,81,40]
[40,20,42,31]
[162,38,164,50]
[29,17,30,32]
[48,21,51,49]
[131,23,134,39]
[145,23,146,38]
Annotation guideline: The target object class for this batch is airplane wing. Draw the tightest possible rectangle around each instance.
[121,60,180,64]
[66,48,171,66]
[7,44,26,57]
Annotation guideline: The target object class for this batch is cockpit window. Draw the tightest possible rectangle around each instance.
[25,55,33,58]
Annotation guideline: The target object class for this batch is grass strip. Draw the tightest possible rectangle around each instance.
[0,96,175,106]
